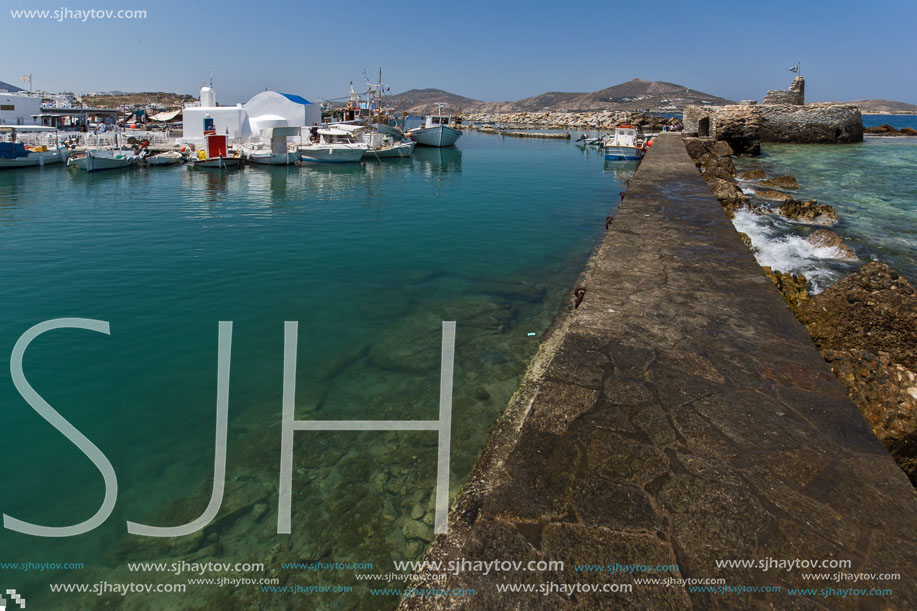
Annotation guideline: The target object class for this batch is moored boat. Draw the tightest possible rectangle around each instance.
[68,149,140,173]
[407,105,462,147]
[296,127,367,163]
[603,125,649,161]
[0,126,69,169]
[144,151,184,166]
[245,127,301,166]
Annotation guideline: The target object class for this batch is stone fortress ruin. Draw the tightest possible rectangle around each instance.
[683,76,863,155]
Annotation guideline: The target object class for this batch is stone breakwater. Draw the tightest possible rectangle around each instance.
[684,138,917,486]
[399,134,917,610]
[463,111,680,131]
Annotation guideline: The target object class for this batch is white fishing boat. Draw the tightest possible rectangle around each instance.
[407,104,462,147]
[244,127,300,165]
[144,151,184,166]
[0,126,69,169]
[362,133,415,159]
[603,125,648,161]
[295,127,367,163]
[68,149,141,172]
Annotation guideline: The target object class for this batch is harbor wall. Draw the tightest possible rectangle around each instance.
[399,133,917,609]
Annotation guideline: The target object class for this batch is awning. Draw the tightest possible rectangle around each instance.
[149,109,182,122]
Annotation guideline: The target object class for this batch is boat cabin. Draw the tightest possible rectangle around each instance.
[423,115,452,128]
[316,127,362,145]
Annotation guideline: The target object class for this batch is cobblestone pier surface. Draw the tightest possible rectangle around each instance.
[400,133,917,610]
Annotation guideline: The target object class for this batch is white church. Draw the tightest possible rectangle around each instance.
[181,85,321,145]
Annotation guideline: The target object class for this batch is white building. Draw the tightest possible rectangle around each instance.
[0,93,40,125]
[245,91,321,135]
[182,86,252,143]
[181,86,320,145]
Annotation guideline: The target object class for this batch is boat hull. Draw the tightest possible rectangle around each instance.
[603,146,644,161]
[247,152,299,165]
[69,150,140,173]
[409,125,462,147]
[192,157,242,169]
[145,152,183,166]
[0,149,68,169]
[296,146,365,163]
[363,141,415,159]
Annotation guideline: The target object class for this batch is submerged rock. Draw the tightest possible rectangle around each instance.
[778,199,839,226]
[758,175,799,190]
[402,518,434,542]
[806,229,857,260]
[738,169,767,180]
[761,266,809,313]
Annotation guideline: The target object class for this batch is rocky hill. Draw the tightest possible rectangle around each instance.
[388,79,732,114]
[385,88,483,114]
[837,99,917,114]
[79,91,196,109]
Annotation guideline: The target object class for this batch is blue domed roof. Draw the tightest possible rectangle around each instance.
[279,93,311,105]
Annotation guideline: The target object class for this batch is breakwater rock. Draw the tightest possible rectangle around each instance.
[463,110,679,131]
[796,262,917,483]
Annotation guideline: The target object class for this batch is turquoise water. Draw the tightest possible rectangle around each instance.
[0,132,625,608]
[732,134,917,291]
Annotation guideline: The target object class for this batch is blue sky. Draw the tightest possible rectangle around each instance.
[3,0,915,104]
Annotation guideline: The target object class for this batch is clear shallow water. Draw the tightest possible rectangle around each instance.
[0,132,625,608]
[733,135,917,292]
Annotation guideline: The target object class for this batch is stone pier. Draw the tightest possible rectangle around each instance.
[400,133,917,610]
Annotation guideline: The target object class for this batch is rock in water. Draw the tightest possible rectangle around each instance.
[778,199,839,226]
[755,189,796,202]
[806,229,857,260]
[796,262,917,370]
[758,175,800,190]
[737,169,767,180]
[704,177,749,218]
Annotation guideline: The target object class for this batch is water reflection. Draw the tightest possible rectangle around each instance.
[413,147,462,179]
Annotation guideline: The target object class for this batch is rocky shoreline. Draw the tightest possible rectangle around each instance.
[685,137,917,485]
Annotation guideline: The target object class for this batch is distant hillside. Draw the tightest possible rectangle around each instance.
[482,79,733,112]
[0,80,24,93]
[839,99,917,114]
[386,88,483,114]
[387,79,732,115]
[79,91,196,108]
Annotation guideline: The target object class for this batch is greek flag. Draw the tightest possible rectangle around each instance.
[788,63,800,74]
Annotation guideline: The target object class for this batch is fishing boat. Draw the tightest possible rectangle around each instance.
[191,117,242,169]
[144,151,184,166]
[0,126,69,169]
[603,125,648,161]
[407,104,462,147]
[244,127,300,165]
[295,127,367,163]
[575,133,606,147]
[68,149,141,172]
[363,137,415,159]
